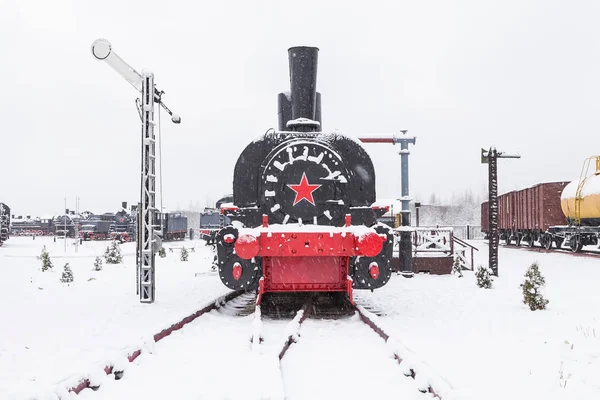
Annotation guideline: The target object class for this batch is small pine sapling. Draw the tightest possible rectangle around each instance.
[60,262,74,284]
[520,261,549,311]
[158,247,166,258]
[180,246,189,261]
[38,246,53,272]
[104,240,123,264]
[93,256,103,271]
[452,254,464,277]
[475,265,493,288]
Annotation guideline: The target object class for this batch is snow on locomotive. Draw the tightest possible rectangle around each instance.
[216,47,392,304]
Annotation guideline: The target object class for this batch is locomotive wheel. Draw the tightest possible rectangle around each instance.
[218,254,260,290]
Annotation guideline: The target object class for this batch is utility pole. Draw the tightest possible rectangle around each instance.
[359,130,416,278]
[481,147,520,276]
[91,39,181,303]
[74,196,79,253]
[64,198,67,252]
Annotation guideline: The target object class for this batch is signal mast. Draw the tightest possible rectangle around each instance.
[91,39,181,303]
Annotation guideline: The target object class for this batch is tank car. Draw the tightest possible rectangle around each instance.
[216,47,393,304]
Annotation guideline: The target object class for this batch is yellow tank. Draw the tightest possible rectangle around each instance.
[560,157,600,223]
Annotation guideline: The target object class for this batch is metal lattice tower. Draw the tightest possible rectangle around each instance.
[91,39,180,303]
[139,72,157,302]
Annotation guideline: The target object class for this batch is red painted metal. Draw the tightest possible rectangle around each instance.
[358,137,395,143]
[268,256,342,286]
[223,234,235,244]
[232,262,242,280]
[346,276,353,304]
[369,262,380,279]
[234,234,260,259]
[345,214,351,226]
[263,256,349,293]
[248,231,384,259]
[220,205,238,214]
[256,277,265,305]
[262,214,269,227]
[357,232,384,257]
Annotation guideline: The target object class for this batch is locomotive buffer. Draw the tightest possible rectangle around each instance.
[91,39,181,303]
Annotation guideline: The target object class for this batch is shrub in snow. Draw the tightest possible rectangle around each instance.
[452,255,463,277]
[38,246,53,272]
[520,261,549,311]
[60,262,74,284]
[180,246,189,261]
[158,247,166,258]
[475,265,493,288]
[93,256,103,271]
[104,240,123,264]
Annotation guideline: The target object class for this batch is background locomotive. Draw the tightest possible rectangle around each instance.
[11,215,55,236]
[159,212,188,241]
[0,203,9,244]
[199,195,232,243]
[481,156,600,252]
[216,46,393,304]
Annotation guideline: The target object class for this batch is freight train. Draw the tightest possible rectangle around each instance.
[481,156,600,252]
[0,203,9,244]
[216,47,393,304]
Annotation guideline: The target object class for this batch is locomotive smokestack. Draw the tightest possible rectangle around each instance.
[288,46,319,129]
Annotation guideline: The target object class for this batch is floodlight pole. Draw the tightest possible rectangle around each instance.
[358,130,416,278]
[91,39,181,303]
[481,147,520,277]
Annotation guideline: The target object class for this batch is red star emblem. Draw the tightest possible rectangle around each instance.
[287,173,321,206]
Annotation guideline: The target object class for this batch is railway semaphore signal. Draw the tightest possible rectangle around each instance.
[481,147,520,276]
[91,39,181,303]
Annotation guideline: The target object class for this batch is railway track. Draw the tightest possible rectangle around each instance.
[498,243,600,259]
[54,292,461,399]
[252,293,458,400]
[59,290,246,395]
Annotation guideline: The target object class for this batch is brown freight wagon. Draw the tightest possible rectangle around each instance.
[481,181,569,247]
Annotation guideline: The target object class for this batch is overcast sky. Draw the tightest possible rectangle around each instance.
[2,0,600,217]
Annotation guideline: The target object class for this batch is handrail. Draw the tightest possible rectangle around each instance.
[453,236,478,251]
[452,236,478,270]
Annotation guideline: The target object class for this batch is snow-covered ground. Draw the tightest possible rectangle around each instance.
[0,236,229,399]
[358,241,600,400]
[1,237,599,399]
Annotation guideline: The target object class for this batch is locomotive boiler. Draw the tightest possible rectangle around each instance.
[216,47,393,304]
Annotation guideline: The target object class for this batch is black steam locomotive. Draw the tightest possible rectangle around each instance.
[216,47,393,304]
